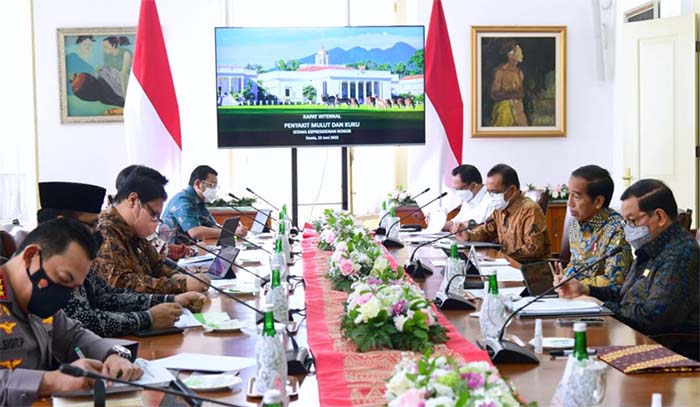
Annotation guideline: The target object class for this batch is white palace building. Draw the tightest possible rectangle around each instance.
[216,47,423,105]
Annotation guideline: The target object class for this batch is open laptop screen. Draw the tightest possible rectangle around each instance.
[217,217,240,247]
[207,245,239,279]
[521,261,555,296]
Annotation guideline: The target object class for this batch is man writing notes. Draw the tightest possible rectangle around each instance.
[443,165,494,232]
[163,165,248,244]
[0,218,142,405]
[457,164,551,262]
[556,180,699,338]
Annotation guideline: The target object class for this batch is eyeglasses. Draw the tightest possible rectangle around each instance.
[623,212,649,228]
[142,202,162,223]
[201,180,219,190]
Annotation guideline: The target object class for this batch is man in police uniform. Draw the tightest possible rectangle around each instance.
[0,218,142,406]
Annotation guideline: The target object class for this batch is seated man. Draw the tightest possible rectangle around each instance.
[443,164,494,232]
[458,163,551,262]
[555,165,633,287]
[556,179,699,336]
[163,165,248,244]
[38,181,205,337]
[0,218,142,405]
[93,170,209,294]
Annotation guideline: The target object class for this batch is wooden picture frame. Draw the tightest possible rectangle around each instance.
[57,27,136,123]
[471,26,567,138]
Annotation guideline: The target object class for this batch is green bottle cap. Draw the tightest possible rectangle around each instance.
[450,244,458,258]
[382,201,387,210]
[390,207,395,217]
[262,304,276,337]
[275,238,283,253]
[271,268,281,287]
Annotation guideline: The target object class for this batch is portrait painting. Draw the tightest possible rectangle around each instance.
[471,26,566,137]
[58,27,136,123]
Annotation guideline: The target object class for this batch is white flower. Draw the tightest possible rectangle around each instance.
[425,396,455,407]
[432,383,454,398]
[385,370,414,398]
[357,297,381,323]
[373,256,389,271]
[393,315,408,332]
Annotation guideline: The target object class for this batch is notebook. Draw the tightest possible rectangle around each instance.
[512,297,612,318]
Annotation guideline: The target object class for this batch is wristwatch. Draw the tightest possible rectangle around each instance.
[106,345,133,361]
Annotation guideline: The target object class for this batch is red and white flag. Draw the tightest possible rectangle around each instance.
[410,0,463,205]
[124,0,181,188]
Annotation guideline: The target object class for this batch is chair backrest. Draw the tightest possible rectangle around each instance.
[0,231,17,259]
[525,189,549,215]
[676,209,693,232]
[559,210,574,265]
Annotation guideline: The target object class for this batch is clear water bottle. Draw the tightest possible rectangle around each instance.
[445,244,465,297]
[386,207,400,241]
[254,304,287,399]
[266,268,288,325]
[270,238,288,281]
[378,201,389,229]
[277,220,291,265]
[479,269,506,340]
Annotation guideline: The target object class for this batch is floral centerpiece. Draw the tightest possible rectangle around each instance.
[387,186,417,207]
[315,209,363,251]
[341,277,448,352]
[548,184,569,201]
[326,230,383,291]
[385,353,533,407]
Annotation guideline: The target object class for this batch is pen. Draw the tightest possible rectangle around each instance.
[549,348,597,358]
[74,346,86,359]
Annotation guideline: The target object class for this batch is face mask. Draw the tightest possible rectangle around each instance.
[490,193,508,211]
[25,252,74,318]
[455,189,474,203]
[203,187,218,203]
[624,224,652,251]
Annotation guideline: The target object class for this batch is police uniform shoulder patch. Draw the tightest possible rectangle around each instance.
[0,271,7,300]
[0,321,16,334]
[0,359,22,369]
[42,316,53,325]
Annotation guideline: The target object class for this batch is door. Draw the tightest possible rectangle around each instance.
[622,14,699,227]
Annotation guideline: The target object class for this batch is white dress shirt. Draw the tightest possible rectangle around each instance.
[451,186,494,225]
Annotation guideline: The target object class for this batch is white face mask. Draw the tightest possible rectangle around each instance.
[623,224,652,250]
[202,187,218,203]
[490,193,508,210]
[455,189,474,203]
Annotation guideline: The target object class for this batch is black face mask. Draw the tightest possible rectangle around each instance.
[25,252,74,318]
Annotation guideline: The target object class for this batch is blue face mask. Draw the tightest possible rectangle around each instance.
[623,224,652,251]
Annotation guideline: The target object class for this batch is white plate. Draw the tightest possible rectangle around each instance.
[220,282,258,295]
[528,337,574,349]
[182,374,241,391]
[205,319,249,333]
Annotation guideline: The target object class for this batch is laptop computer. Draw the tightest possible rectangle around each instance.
[207,245,240,279]
[216,217,240,247]
[249,209,271,234]
[520,260,556,297]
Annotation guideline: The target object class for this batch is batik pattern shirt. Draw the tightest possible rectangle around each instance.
[162,186,216,244]
[564,208,633,287]
[93,208,186,294]
[468,193,551,262]
[590,223,700,334]
[63,269,176,337]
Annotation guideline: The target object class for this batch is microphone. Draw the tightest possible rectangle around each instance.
[382,192,448,248]
[245,187,281,212]
[404,225,470,278]
[59,364,245,407]
[483,245,625,364]
[409,187,430,201]
[197,215,272,255]
[173,229,269,285]
[226,194,272,230]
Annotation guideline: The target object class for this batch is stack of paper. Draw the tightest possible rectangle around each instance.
[483,266,523,282]
[148,352,255,373]
[513,298,603,318]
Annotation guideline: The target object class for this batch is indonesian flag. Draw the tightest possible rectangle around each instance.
[409,0,463,206]
[124,0,181,189]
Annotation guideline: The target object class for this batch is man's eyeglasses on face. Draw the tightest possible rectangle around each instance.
[623,212,649,228]
[143,202,162,223]
[201,181,219,190]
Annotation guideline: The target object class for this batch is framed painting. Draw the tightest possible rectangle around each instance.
[57,27,136,123]
[471,26,566,137]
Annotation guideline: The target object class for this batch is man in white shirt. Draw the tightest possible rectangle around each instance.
[443,165,494,232]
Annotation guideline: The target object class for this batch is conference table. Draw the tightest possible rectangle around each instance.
[36,233,699,406]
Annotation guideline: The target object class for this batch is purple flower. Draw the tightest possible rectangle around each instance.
[392,300,408,316]
[366,277,382,285]
[477,403,496,407]
[466,372,485,389]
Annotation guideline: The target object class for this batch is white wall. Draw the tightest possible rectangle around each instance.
[408,0,616,197]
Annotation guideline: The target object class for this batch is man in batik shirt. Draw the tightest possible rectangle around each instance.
[557,165,633,287]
